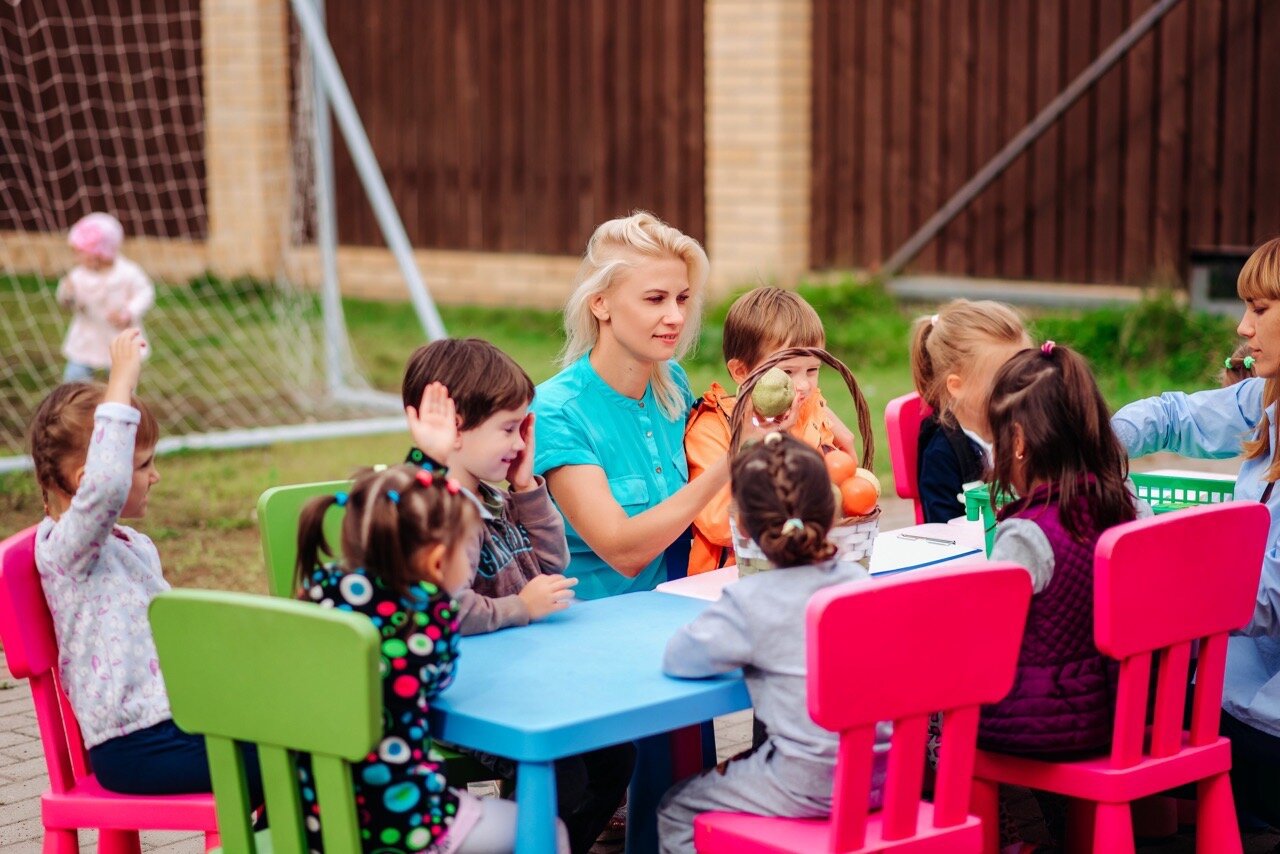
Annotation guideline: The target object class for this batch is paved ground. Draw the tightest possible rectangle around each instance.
[2,453,1276,852]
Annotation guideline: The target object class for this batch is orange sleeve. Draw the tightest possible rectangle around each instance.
[685,408,734,550]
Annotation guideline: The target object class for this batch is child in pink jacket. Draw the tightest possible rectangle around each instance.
[57,213,154,382]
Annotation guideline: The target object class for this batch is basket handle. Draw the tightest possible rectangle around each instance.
[727,346,875,470]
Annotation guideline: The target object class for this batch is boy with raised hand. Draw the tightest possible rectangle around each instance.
[400,337,633,854]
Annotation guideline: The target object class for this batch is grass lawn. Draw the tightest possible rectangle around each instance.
[0,281,1239,594]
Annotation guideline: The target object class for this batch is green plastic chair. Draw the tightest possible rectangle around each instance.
[256,479,490,784]
[257,479,350,598]
[150,588,381,853]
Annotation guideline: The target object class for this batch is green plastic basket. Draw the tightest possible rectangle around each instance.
[964,471,1237,556]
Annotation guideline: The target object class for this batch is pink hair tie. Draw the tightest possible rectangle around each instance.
[1041,340,1056,356]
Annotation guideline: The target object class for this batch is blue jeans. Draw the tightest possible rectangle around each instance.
[62,361,97,382]
[89,718,263,806]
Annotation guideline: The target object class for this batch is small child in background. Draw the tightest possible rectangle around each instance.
[30,329,260,802]
[1221,341,1257,386]
[399,337,632,854]
[981,342,1145,851]
[909,299,1029,523]
[295,465,568,854]
[57,213,154,382]
[685,287,856,574]
[657,433,886,854]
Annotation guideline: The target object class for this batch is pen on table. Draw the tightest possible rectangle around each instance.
[897,533,956,546]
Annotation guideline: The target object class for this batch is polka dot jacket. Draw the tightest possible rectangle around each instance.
[298,565,470,853]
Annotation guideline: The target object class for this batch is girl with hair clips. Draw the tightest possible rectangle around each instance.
[532,211,732,599]
[1112,236,1280,829]
[295,465,569,853]
[655,433,888,854]
[983,342,1146,852]
[909,299,1030,523]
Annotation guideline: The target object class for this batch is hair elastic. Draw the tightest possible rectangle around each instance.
[764,431,784,445]
[930,314,939,326]
[415,470,434,488]
[782,518,804,535]
[386,489,401,504]
[1041,340,1056,356]
[334,491,348,506]
[1227,355,1257,370]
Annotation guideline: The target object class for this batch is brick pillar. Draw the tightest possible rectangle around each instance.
[203,0,291,278]
[704,0,812,298]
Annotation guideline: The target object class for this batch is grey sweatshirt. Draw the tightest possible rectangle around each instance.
[664,558,880,770]
[457,476,571,635]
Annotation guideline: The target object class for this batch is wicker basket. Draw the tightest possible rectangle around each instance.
[727,347,879,573]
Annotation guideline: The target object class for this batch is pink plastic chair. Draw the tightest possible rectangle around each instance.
[0,527,219,853]
[970,501,1269,854]
[694,563,1032,853]
[885,392,932,524]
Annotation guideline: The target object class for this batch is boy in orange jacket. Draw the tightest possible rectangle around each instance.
[684,287,856,574]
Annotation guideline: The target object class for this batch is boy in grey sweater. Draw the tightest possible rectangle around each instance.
[401,338,634,854]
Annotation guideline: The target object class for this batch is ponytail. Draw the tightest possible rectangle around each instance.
[732,434,838,569]
[294,493,342,592]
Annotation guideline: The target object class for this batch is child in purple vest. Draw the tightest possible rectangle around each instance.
[980,342,1143,852]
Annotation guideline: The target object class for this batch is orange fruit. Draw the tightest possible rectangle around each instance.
[840,475,878,517]
[824,449,858,484]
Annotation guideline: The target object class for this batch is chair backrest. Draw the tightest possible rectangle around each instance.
[885,392,931,524]
[806,563,1031,849]
[150,588,381,854]
[1093,501,1268,768]
[0,526,92,794]
[257,479,350,597]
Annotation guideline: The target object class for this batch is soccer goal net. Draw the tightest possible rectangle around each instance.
[0,1,433,469]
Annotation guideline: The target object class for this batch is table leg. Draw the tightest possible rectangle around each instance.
[627,733,674,854]
[515,759,559,854]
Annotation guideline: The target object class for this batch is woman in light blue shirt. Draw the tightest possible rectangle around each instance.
[533,212,733,600]
[1111,236,1280,825]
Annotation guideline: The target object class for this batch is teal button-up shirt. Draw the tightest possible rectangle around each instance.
[533,354,695,600]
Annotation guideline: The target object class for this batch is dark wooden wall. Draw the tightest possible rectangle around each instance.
[0,1,206,239]
[329,0,706,255]
[811,0,1280,284]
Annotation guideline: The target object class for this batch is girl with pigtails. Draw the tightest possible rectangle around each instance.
[294,464,569,853]
[655,433,889,854]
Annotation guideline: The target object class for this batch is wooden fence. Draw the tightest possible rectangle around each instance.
[811,0,1280,284]
[328,0,706,256]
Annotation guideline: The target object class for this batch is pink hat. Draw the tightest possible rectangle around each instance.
[68,213,124,263]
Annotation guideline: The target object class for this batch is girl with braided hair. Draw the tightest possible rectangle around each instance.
[294,464,570,853]
[655,432,888,854]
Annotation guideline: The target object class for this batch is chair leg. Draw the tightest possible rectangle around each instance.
[1090,803,1135,854]
[97,829,142,854]
[1196,773,1243,854]
[969,778,1000,854]
[43,829,79,854]
[204,831,221,852]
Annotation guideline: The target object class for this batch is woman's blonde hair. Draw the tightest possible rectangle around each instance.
[1238,237,1280,480]
[909,298,1027,424]
[560,211,709,419]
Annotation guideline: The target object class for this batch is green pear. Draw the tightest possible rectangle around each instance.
[750,367,795,419]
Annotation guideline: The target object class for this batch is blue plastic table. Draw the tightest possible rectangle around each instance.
[430,589,750,854]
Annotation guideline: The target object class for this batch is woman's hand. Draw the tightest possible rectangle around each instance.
[406,382,459,464]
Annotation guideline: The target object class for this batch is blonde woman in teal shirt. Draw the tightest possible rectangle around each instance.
[533,212,736,600]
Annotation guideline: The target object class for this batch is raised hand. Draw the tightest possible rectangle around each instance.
[507,412,536,492]
[517,573,578,621]
[406,381,459,464]
[105,329,145,405]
